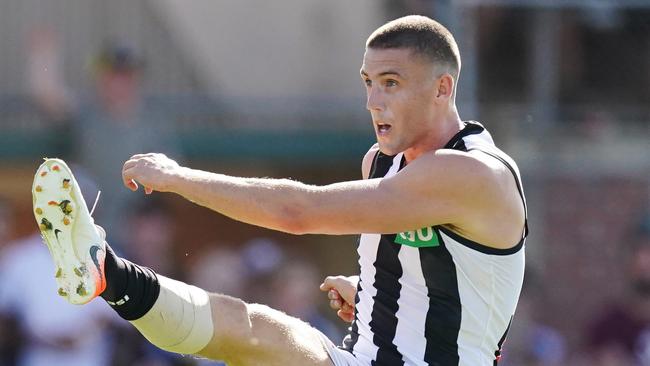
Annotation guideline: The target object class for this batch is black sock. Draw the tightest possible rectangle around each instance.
[100,245,160,321]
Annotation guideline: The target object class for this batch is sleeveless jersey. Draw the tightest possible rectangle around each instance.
[341,121,527,366]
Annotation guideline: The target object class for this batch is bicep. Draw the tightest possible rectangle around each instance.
[307,152,486,235]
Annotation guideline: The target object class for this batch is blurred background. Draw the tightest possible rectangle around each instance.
[0,0,648,365]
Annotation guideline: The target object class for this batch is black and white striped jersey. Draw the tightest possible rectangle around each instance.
[341,121,527,366]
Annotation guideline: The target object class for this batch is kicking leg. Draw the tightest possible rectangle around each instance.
[102,250,334,366]
[32,159,335,366]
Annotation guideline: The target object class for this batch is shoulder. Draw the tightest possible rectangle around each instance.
[361,143,380,179]
[403,148,503,185]
[391,149,511,215]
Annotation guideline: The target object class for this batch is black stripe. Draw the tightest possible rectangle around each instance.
[342,237,363,353]
[421,229,461,365]
[368,154,405,365]
[371,152,398,179]
[342,279,362,353]
[438,226,524,256]
[493,317,513,365]
[454,139,468,152]
[368,150,381,179]
[344,152,403,359]
[370,235,404,366]
[444,121,485,149]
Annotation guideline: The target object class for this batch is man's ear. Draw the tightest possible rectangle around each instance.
[436,74,454,100]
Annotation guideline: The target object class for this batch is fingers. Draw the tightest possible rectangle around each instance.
[123,158,154,194]
[327,289,342,309]
[122,166,139,191]
[122,158,138,172]
[327,289,340,300]
[128,180,138,191]
[329,299,342,310]
[341,302,354,313]
[122,153,173,194]
[337,309,355,323]
[320,275,343,291]
[322,276,356,322]
[122,157,139,191]
[122,153,160,173]
[330,298,356,321]
[319,277,334,291]
[123,166,153,194]
[326,287,355,323]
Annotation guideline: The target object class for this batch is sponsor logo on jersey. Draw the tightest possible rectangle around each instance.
[394,226,440,247]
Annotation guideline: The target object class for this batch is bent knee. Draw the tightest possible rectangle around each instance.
[200,294,252,347]
[198,298,330,366]
[197,295,269,362]
[246,304,332,364]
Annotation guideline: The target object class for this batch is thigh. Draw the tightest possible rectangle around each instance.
[197,294,335,366]
[317,329,369,366]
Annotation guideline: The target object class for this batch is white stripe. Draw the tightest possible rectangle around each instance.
[393,245,428,366]
[354,233,380,362]
[441,231,525,365]
[388,153,403,176]
[440,231,492,365]
[352,153,403,363]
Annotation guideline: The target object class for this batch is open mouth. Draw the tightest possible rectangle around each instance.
[377,123,392,135]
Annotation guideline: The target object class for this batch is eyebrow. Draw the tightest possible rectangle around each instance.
[360,70,403,78]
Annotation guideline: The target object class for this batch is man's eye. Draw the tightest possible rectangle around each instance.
[364,79,372,87]
[385,79,398,87]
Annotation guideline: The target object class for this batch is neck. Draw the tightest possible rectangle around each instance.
[404,106,463,163]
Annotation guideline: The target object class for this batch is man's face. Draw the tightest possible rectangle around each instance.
[361,48,441,156]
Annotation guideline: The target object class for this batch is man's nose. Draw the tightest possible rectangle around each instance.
[366,87,384,112]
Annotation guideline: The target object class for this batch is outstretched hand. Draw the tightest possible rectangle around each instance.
[122,153,182,194]
[319,275,359,323]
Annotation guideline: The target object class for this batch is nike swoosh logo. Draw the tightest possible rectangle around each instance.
[55,229,62,240]
[89,245,105,282]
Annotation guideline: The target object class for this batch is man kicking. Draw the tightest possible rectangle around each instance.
[32,15,527,366]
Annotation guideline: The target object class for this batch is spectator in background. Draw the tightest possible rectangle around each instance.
[0,197,21,366]
[193,237,343,343]
[233,237,343,342]
[28,30,180,247]
[190,245,248,300]
[0,197,12,254]
[0,179,114,366]
[189,246,246,366]
[240,238,286,304]
[584,215,650,366]
[0,234,114,366]
[268,260,344,343]
[109,198,193,366]
[122,199,179,276]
